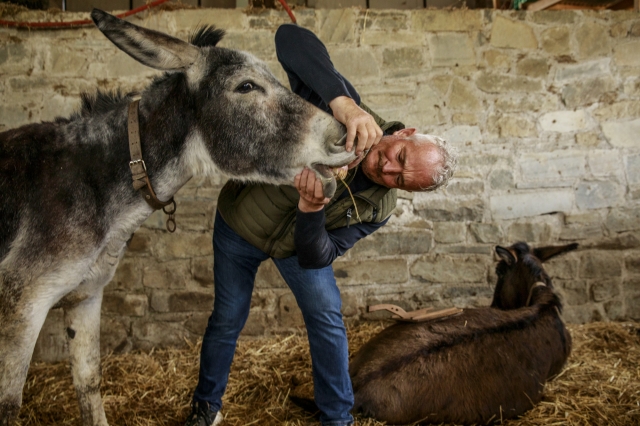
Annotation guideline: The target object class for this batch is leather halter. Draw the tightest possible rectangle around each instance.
[128,97,177,232]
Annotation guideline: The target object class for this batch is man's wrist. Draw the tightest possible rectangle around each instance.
[298,198,325,213]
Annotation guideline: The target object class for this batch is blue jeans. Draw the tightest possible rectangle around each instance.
[193,211,354,426]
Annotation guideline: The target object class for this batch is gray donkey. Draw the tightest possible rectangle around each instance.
[0,9,353,425]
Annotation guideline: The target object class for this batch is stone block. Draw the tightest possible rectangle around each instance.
[100,316,131,355]
[555,279,588,305]
[559,223,603,241]
[507,222,553,243]
[575,181,624,210]
[127,231,152,254]
[48,46,88,76]
[184,312,210,335]
[590,279,621,302]
[152,232,213,261]
[561,77,617,108]
[318,9,358,44]
[483,50,511,69]
[103,293,148,317]
[613,39,640,66]
[562,304,598,324]
[545,257,578,280]
[442,125,482,144]
[579,251,623,278]
[427,33,475,67]
[490,190,573,220]
[491,114,536,138]
[444,179,484,196]
[625,292,640,320]
[370,0,422,8]
[329,47,380,82]
[383,47,424,69]
[519,151,585,183]
[361,31,423,46]
[575,22,610,59]
[241,311,270,336]
[593,100,640,122]
[587,150,622,177]
[494,93,556,113]
[476,72,541,94]
[255,259,288,289]
[220,31,276,59]
[624,277,640,293]
[132,320,191,351]
[516,57,549,78]
[603,300,624,321]
[602,119,640,148]
[434,222,466,244]
[490,16,537,49]
[415,197,484,222]
[575,132,603,148]
[555,59,611,83]
[340,291,360,317]
[350,229,434,257]
[434,245,493,255]
[279,293,304,328]
[32,309,67,362]
[469,223,503,243]
[605,208,640,233]
[530,10,578,25]
[362,10,409,31]
[410,255,486,283]
[626,255,640,275]
[538,110,590,133]
[540,26,571,56]
[448,79,481,111]
[333,259,408,285]
[411,10,483,32]
[442,285,494,307]
[192,256,214,287]
[150,290,213,313]
[110,258,143,291]
[489,169,514,191]
[143,259,192,289]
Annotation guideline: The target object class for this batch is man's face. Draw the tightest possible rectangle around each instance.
[361,128,443,191]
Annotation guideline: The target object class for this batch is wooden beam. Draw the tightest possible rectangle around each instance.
[525,0,563,10]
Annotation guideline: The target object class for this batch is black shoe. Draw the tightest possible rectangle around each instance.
[184,401,223,426]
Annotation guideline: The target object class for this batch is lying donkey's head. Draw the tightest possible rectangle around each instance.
[91,9,353,197]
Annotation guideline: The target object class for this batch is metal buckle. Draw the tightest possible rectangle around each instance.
[129,159,146,172]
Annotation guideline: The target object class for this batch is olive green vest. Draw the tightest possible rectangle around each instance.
[217,103,404,259]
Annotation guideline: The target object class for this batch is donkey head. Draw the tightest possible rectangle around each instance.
[491,242,578,310]
[91,9,354,197]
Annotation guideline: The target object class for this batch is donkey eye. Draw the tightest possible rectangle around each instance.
[236,81,257,93]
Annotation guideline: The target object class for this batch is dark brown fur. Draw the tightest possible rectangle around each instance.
[348,242,576,425]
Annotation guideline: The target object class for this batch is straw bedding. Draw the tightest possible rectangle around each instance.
[16,321,640,425]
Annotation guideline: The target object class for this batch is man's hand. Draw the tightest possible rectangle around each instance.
[329,96,383,156]
[295,168,331,213]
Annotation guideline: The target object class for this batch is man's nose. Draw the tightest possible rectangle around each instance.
[382,161,402,174]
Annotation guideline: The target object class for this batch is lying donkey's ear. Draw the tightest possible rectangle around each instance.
[91,8,199,71]
[534,243,579,263]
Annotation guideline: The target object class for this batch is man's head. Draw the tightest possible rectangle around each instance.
[360,128,457,191]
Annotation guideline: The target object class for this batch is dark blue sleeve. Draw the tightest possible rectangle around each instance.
[275,23,360,113]
[294,208,388,269]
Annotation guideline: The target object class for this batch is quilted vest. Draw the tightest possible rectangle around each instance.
[217,103,404,258]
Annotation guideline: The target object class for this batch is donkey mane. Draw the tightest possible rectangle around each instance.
[76,90,134,117]
[190,25,225,47]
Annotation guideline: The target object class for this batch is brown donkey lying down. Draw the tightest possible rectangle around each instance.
[293,242,576,425]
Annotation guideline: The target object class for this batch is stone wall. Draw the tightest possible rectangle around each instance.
[1,7,639,362]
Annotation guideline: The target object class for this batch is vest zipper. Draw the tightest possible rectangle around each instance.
[346,208,352,228]
[265,210,296,255]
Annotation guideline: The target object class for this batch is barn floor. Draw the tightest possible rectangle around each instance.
[16,321,640,426]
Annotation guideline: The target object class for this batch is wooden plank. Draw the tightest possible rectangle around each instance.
[635,0,639,12]
[525,0,563,10]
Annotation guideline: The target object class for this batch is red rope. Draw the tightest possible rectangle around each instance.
[0,0,172,29]
[0,0,297,29]
[277,0,297,23]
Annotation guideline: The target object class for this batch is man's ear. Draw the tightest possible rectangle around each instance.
[392,128,417,137]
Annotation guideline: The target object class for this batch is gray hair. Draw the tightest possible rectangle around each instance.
[409,133,458,192]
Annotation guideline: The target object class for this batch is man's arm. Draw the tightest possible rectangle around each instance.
[275,24,382,156]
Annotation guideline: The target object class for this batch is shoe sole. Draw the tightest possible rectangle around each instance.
[213,411,223,426]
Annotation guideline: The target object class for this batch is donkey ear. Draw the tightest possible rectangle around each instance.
[91,8,199,71]
[534,243,579,263]
[495,246,516,266]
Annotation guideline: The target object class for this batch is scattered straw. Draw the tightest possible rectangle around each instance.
[16,321,640,425]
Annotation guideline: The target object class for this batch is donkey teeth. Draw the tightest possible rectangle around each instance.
[332,165,348,180]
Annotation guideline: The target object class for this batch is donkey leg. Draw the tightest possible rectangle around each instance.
[0,294,52,425]
[64,289,109,426]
